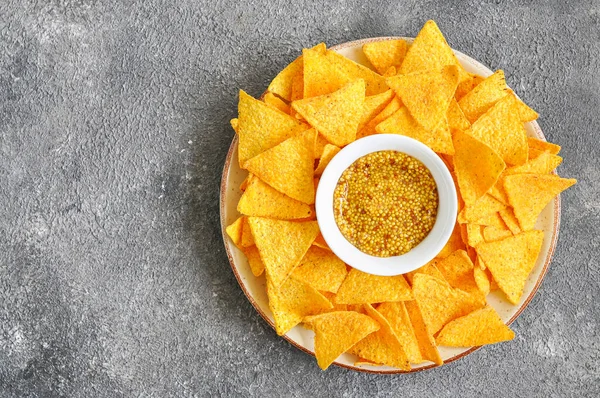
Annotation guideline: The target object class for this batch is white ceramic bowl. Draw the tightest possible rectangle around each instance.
[316,134,457,276]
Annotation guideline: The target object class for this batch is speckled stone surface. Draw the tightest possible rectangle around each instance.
[0,1,598,396]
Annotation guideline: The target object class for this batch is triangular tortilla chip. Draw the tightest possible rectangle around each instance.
[324,50,388,95]
[399,20,469,86]
[499,208,522,235]
[436,223,466,259]
[237,90,310,166]
[291,246,348,293]
[314,144,341,175]
[225,217,244,247]
[436,250,484,300]
[475,231,544,304]
[314,133,330,159]
[362,39,409,74]
[244,129,316,204]
[292,80,365,146]
[357,96,402,138]
[503,152,562,176]
[458,194,506,224]
[267,275,332,336]
[383,66,397,77]
[473,266,490,295]
[436,306,514,346]
[248,218,319,288]
[503,174,576,231]
[527,137,561,155]
[483,226,513,242]
[412,274,484,335]
[335,269,413,304]
[455,73,484,100]
[466,94,528,166]
[466,224,484,247]
[313,233,330,251]
[447,98,471,132]
[377,302,423,363]
[303,311,380,370]
[263,92,291,114]
[242,245,264,277]
[405,258,445,285]
[453,129,506,207]
[489,183,509,205]
[348,304,410,370]
[237,177,313,219]
[240,217,254,247]
[473,212,506,228]
[458,70,510,123]
[404,300,443,365]
[386,65,459,132]
[358,90,395,132]
[230,118,239,133]
[267,43,326,101]
[376,106,454,154]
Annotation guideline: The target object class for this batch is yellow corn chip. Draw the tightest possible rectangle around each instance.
[313,233,330,251]
[242,245,265,277]
[474,212,506,228]
[412,273,484,335]
[240,217,254,247]
[267,275,332,336]
[263,92,291,114]
[473,266,490,295]
[503,152,562,176]
[458,70,510,123]
[458,194,506,224]
[376,106,454,155]
[357,96,402,138]
[362,39,409,74]
[324,50,388,95]
[237,90,310,166]
[225,217,244,247]
[466,224,484,247]
[319,291,348,312]
[230,118,239,133]
[358,90,395,132]
[291,246,347,293]
[238,177,313,220]
[399,20,469,86]
[314,144,341,175]
[476,231,544,304]
[504,174,576,231]
[435,250,484,301]
[348,304,410,370]
[404,300,443,365]
[436,306,514,346]
[453,129,506,207]
[292,80,365,147]
[244,129,316,204]
[248,218,319,288]
[509,90,539,122]
[354,358,381,366]
[483,226,513,242]
[303,311,380,370]
[383,66,397,77]
[239,173,254,191]
[405,259,445,285]
[436,223,466,259]
[386,65,459,132]
[499,208,522,235]
[314,133,329,159]
[447,98,471,132]
[335,269,412,304]
[528,147,545,160]
[377,302,423,363]
[489,183,509,205]
[467,94,528,166]
[455,73,485,100]
[527,137,561,155]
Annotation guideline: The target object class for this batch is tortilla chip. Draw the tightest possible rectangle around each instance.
[358,90,395,132]
[230,118,239,133]
[458,194,506,224]
[473,266,490,295]
[267,275,332,336]
[474,212,506,228]
[239,174,254,192]
[453,129,506,207]
[237,90,310,167]
[467,93,528,166]
[458,70,509,123]
[455,73,485,101]
[313,233,330,251]
[241,245,265,277]
[476,231,544,304]
[291,246,347,293]
[240,217,254,247]
[264,92,291,114]
[497,209,520,235]
[354,358,381,366]
[248,218,319,288]
[314,133,330,159]
[348,304,410,370]
[412,273,484,335]
[244,129,316,204]
[303,311,380,370]
[324,50,388,95]
[503,152,562,176]
[399,20,469,86]
[335,269,412,304]
[383,66,397,77]
[238,177,314,219]
[503,174,576,230]
[319,291,349,312]
[447,99,471,132]
[527,137,561,155]
[404,300,443,365]
[483,226,513,242]
[377,301,423,363]
[528,147,545,160]
[436,306,514,346]
[314,144,341,175]
[437,223,466,259]
[466,224,484,247]
[405,259,445,285]
[386,65,459,132]
[362,39,409,74]
[225,217,244,247]
[292,80,365,147]
[435,250,483,300]
[376,106,454,154]
[489,183,509,205]
[357,96,402,138]
[509,90,539,122]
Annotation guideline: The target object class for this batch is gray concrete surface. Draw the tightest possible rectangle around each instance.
[0,0,598,397]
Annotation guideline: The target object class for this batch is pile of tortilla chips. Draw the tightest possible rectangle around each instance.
[226,20,576,371]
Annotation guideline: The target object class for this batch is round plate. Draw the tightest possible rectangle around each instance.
[219,37,561,373]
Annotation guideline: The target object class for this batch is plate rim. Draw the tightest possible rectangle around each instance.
[219,36,562,374]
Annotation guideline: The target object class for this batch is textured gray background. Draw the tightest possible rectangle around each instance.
[0,0,598,397]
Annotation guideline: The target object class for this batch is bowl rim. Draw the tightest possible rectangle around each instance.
[316,134,458,276]
[219,36,561,374]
